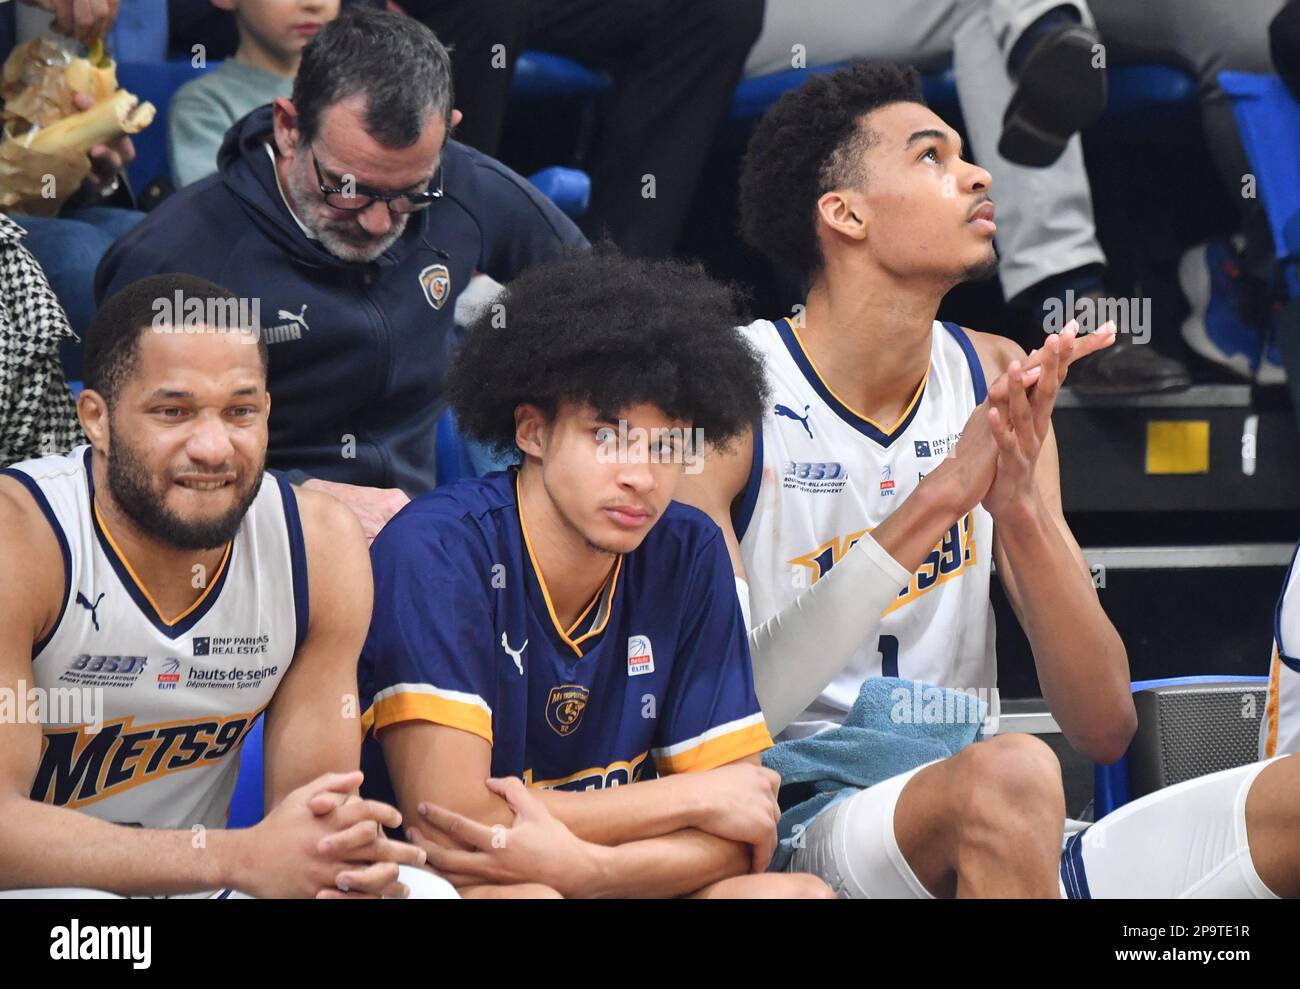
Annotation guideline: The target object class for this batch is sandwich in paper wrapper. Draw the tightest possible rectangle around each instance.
[0,37,155,216]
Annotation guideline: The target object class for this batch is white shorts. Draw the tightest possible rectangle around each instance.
[786,757,1286,899]
[1069,757,1284,899]
[783,761,938,898]
[0,865,459,900]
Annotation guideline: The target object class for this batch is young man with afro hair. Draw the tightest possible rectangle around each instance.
[354,248,834,899]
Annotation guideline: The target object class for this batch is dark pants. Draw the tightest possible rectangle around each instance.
[1090,0,1287,280]
[411,0,766,258]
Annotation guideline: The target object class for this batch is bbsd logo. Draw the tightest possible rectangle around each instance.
[545,684,589,737]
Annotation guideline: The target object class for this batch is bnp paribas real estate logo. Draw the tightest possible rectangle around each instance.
[192,636,210,657]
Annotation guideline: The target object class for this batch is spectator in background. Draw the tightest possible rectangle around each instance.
[0,213,82,465]
[97,8,586,541]
[747,0,1286,394]
[1,0,142,380]
[169,0,341,188]
[391,0,764,260]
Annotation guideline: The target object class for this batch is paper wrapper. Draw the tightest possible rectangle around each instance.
[2,38,117,131]
[0,140,89,216]
[0,37,153,215]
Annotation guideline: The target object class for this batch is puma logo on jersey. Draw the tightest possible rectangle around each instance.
[75,591,105,631]
[501,633,527,675]
[31,712,259,809]
[264,303,310,343]
[276,303,309,331]
[774,403,814,440]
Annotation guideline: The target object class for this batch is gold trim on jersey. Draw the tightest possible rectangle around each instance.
[783,317,931,433]
[787,512,978,617]
[361,686,494,745]
[522,751,649,789]
[34,708,263,809]
[515,473,623,658]
[93,503,232,626]
[651,716,773,775]
[1265,644,1281,759]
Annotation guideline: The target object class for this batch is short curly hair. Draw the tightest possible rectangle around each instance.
[739,63,925,280]
[447,248,768,458]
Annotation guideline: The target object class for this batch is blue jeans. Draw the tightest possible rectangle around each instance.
[13,207,146,380]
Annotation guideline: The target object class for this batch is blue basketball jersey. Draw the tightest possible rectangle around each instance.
[359,470,772,799]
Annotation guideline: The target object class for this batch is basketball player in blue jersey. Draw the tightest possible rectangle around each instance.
[0,274,440,898]
[676,63,1300,899]
[357,250,832,898]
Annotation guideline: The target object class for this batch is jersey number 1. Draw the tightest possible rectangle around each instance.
[877,634,899,678]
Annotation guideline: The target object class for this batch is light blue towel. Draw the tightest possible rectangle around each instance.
[762,677,986,871]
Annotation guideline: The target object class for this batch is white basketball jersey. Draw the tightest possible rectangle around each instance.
[1262,540,1300,758]
[3,446,306,830]
[737,318,996,739]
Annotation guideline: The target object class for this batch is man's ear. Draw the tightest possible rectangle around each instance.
[816,188,870,245]
[208,0,237,13]
[77,390,111,457]
[514,404,548,460]
[271,98,301,159]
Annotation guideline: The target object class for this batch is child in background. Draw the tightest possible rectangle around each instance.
[169,0,339,188]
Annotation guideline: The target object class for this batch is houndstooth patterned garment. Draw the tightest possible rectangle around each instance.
[0,213,82,466]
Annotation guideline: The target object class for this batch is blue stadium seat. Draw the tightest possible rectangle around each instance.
[227,715,265,828]
[510,51,610,99]
[107,2,168,62]
[1094,675,1270,817]
[527,165,591,218]
[1220,71,1300,274]
[435,406,476,487]
[115,59,219,192]
[729,61,1198,131]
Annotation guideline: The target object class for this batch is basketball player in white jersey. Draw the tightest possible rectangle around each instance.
[0,273,444,898]
[677,63,1300,898]
[1263,542,1300,758]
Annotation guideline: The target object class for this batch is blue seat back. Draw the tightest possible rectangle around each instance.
[730,61,1197,130]
[227,715,265,828]
[1094,675,1270,817]
[435,407,477,487]
[1220,71,1300,274]
[510,51,609,99]
[115,59,218,192]
[527,165,591,218]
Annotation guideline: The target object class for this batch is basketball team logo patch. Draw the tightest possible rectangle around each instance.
[627,635,654,676]
[418,264,451,310]
[157,658,181,690]
[546,684,589,736]
[879,465,896,497]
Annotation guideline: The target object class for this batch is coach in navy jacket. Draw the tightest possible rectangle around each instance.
[95,9,585,537]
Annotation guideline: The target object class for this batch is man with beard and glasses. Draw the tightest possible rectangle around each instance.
[0,273,452,898]
[97,7,587,544]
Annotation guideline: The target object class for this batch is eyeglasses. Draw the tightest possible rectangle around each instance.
[311,147,443,213]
